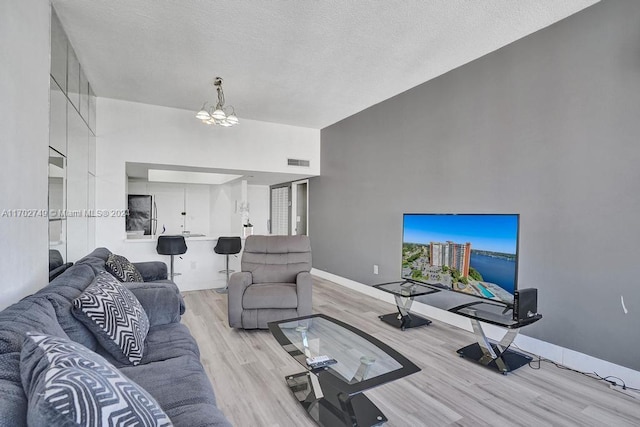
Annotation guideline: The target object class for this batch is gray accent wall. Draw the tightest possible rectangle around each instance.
[311,0,640,371]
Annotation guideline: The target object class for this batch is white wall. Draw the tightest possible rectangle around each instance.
[210,185,233,238]
[0,0,50,310]
[96,97,320,254]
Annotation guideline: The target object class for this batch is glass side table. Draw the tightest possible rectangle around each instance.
[373,281,441,330]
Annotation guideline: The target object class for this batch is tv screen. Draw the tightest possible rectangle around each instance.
[402,214,519,305]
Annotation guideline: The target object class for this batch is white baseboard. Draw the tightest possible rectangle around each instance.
[312,268,640,390]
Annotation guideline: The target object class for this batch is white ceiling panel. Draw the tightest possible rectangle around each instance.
[52,0,599,129]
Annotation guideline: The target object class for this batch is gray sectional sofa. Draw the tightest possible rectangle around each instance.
[0,248,231,426]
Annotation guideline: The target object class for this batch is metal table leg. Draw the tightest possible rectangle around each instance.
[457,318,532,374]
[379,294,431,330]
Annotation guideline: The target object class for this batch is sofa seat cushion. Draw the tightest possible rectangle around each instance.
[20,333,172,427]
[120,355,231,427]
[106,253,144,282]
[72,272,149,365]
[242,283,298,309]
[98,323,200,368]
[141,323,200,363]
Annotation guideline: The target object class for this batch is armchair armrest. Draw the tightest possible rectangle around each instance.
[125,281,185,327]
[133,261,168,281]
[296,272,313,317]
[228,272,253,328]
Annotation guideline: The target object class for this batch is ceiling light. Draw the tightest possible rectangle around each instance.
[226,110,239,125]
[196,77,239,127]
[195,103,211,120]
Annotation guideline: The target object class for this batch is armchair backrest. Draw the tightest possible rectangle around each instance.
[241,235,312,283]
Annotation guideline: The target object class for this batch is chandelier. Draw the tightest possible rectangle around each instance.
[195,77,239,127]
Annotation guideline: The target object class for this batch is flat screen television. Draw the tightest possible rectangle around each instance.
[402,213,519,306]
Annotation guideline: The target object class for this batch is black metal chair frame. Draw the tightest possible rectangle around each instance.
[214,236,242,293]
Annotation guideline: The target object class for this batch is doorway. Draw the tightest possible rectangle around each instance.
[270,179,309,236]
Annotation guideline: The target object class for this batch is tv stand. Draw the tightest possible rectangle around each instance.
[449,301,542,374]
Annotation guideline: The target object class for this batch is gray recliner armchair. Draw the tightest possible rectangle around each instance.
[228,235,312,329]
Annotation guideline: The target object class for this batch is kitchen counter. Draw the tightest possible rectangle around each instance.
[124,235,217,243]
[118,235,245,292]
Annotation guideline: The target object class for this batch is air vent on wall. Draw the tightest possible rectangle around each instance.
[287,158,310,167]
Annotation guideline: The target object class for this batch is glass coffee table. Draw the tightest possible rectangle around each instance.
[373,281,441,330]
[268,314,420,427]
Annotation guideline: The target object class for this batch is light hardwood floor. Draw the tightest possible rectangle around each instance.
[181,277,640,427]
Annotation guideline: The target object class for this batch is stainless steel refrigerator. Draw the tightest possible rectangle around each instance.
[126,194,157,235]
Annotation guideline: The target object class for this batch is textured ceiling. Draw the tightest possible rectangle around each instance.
[52,0,599,129]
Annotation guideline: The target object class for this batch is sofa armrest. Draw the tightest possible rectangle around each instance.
[227,272,253,328]
[296,272,313,316]
[133,261,168,281]
[125,281,184,326]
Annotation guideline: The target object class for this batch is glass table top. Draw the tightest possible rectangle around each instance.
[450,301,543,328]
[373,280,442,297]
[268,314,420,394]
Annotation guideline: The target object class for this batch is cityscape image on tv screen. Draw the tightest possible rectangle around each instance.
[402,214,519,305]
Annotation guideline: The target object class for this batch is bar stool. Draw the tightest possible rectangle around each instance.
[156,235,187,281]
[214,236,242,294]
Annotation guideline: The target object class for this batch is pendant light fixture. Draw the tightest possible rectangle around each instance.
[196,77,239,127]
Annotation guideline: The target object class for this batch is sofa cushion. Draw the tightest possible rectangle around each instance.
[0,352,27,427]
[49,262,73,282]
[96,323,200,368]
[141,323,200,364]
[106,253,144,282]
[82,247,112,262]
[33,264,100,351]
[133,261,168,282]
[120,354,231,427]
[242,283,299,309]
[0,297,69,354]
[20,333,172,427]
[72,272,149,365]
[125,282,185,326]
[47,295,99,352]
[44,263,96,292]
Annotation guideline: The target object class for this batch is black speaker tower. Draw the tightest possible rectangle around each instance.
[513,288,538,322]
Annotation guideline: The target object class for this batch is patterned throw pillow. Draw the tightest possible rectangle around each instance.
[20,333,172,427]
[72,272,149,365]
[106,253,144,282]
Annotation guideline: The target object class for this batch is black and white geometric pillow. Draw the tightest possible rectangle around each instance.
[106,253,144,282]
[72,272,149,365]
[20,333,173,427]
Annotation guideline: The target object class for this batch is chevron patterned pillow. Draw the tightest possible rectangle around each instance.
[21,333,172,427]
[106,253,144,282]
[72,272,149,365]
